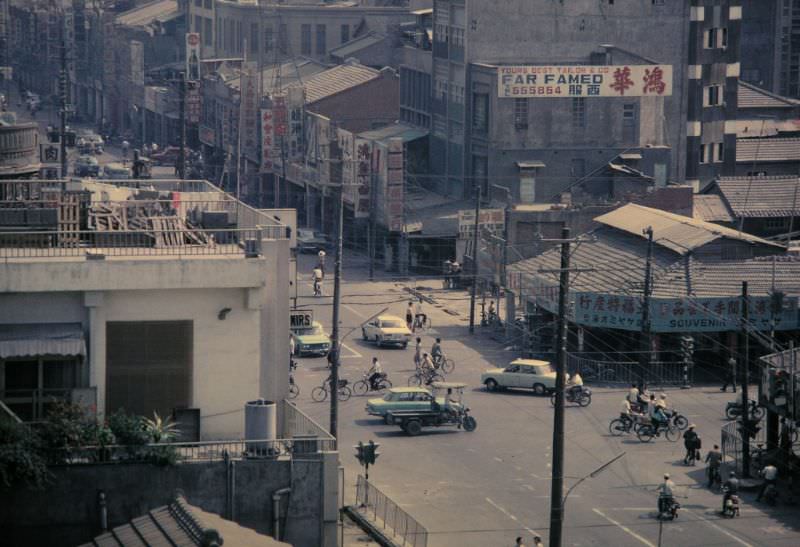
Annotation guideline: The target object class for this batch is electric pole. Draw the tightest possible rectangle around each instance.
[740,280,751,477]
[59,38,69,184]
[639,226,654,383]
[178,71,186,180]
[549,226,572,547]
[468,184,482,333]
[328,140,344,443]
[368,166,376,281]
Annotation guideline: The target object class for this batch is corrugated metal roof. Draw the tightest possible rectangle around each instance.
[359,122,428,143]
[226,59,329,91]
[713,176,800,218]
[287,63,381,104]
[736,137,800,162]
[116,0,178,28]
[0,323,85,359]
[330,32,387,58]
[738,80,800,109]
[693,194,734,223]
[595,203,780,254]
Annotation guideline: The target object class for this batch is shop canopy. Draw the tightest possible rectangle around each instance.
[0,324,86,359]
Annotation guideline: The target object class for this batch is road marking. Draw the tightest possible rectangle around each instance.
[343,304,366,318]
[684,509,754,547]
[493,457,503,463]
[592,508,656,547]
[340,343,362,359]
[486,497,540,537]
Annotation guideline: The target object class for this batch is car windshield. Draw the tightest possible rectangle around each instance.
[536,364,555,374]
[295,325,324,336]
[380,319,405,328]
[382,393,397,401]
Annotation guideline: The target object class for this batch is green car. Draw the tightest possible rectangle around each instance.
[291,321,331,357]
[366,387,460,424]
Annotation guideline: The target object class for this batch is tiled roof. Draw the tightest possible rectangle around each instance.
[713,176,800,217]
[738,80,800,109]
[693,194,734,223]
[330,32,388,59]
[116,0,178,28]
[736,137,800,162]
[79,494,289,547]
[287,63,381,104]
[594,203,780,255]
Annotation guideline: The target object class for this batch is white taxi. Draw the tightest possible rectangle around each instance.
[481,359,556,395]
[361,315,412,348]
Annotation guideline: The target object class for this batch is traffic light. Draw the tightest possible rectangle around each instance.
[680,335,694,361]
[365,440,380,465]
[354,441,366,466]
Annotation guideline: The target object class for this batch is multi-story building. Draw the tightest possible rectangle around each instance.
[401,0,742,201]
[0,114,40,178]
[0,178,290,440]
[740,0,800,98]
[187,0,415,64]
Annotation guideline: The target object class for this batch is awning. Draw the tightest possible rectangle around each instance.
[0,324,86,359]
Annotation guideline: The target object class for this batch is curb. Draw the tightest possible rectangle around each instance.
[342,505,402,547]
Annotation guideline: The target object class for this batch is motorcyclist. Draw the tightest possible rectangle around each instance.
[368,357,384,390]
[658,473,676,514]
[567,372,584,399]
[705,444,723,487]
[431,338,443,366]
[756,464,778,502]
[723,471,740,512]
[312,266,323,296]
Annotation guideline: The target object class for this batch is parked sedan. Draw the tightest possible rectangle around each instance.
[361,315,411,348]
[74,155,100,177]
[366,387,458,423]
[291,321,331,357]
[296,228,329,254]
[481,359,557,395]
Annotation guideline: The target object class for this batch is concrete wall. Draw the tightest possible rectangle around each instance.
[739,0,778,90]
[0,456,332,547]
[309,69,401,133]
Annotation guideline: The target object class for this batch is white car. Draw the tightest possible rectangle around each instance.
[361,315,412,348]
[481,359,556,395]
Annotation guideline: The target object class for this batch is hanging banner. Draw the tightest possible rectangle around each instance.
[240,63,259,161]
[186,82,201,124]
[260,108,274,172]
[338,128,355,204]
[498,64,673,98]
[354,138,372,218]
[386,138,404,232]
[271,94,288,171]
[186,32,201,81]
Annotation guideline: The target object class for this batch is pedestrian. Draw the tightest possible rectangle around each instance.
[289,334,295,358]
[443,259,452,289]
[514,537,526,547]
[755,463,778,502]
[683,425,700,465]
[406,301,414,330]
[533,537,543,547]
[721,356,737,392]
[705,444,723,487]
[413,337,422,368]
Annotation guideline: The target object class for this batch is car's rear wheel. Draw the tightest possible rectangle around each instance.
[404,419,422,436]
[484,379,499,392]
[533,383,547,396]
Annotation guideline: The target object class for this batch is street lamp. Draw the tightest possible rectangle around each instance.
[563,452,626,508]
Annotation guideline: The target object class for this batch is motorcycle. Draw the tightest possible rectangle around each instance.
[725,400,765,420]
[551,385,592,407]
[658,495,680,520]
[763,482,778,506]
[722,488,741,518]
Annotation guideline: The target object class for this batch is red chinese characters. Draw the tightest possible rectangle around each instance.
[610,66,634,95]
[642,67,667,95]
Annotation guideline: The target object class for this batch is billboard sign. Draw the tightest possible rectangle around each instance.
[498,64,673,98]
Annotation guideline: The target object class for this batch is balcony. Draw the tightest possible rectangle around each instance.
[0,387,97,422]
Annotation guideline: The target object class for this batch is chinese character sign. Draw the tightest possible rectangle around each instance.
[260,108,274,172]
[498,65,673,98]
[240,65,259,161]
[354,137,372,219]
[385,138,404,232]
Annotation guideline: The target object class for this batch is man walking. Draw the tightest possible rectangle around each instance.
[721,356,737,392]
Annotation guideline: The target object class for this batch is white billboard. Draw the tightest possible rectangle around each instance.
[498,64,673,98]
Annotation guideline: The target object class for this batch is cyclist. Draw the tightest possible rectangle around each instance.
[414,298,426,330]
[368,357,384,390]
[420,353,435,376]
[431,338,443,366]
[413,337,423,368]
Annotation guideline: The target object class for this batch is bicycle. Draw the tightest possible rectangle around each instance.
[408,369,445,387]
[352,372,393,395]
[311,378,351,402]
[413,314,431,332]
[288,374,299,400]
[609,414,634,436]
[637,421,679,443]
[432,354,455,374]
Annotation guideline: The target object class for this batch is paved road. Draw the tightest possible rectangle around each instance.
[292,251,800,547]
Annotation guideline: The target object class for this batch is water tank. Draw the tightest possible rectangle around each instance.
[244,399,277,456]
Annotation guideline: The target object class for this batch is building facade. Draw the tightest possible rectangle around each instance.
[740,0,800,98]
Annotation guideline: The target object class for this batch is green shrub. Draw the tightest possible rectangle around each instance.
[0,420,50,490]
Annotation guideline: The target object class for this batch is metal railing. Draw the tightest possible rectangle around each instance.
[355,475,427,547]
[0,228,266,258]
[568,354,692,386]
[721,419,770,476]
[50,437,337,466]
[0,387,97,422]
[282,400,336,443]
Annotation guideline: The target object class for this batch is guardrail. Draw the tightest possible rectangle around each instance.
[568,354,692,386]
[0,228,266,258]
[282,400,336,443]
[721,419,769,476]
[355,475,427,547]
[49,437,337,466]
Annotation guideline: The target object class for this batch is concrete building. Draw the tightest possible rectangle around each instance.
[0,113,40,178]
[187,0,415,64]
[400,0,742,201]
[740,0,800,98]
[0,178,290,440]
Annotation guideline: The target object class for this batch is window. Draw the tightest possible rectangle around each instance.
[700,144,709,164]
[472,92,489,132]
[514,98,529,130]
[765,218,791,231]
[204,0,211,8]
[264,26,273,53]
[704,85,723,106]
[572,97,586,129]
[301,24,311,55]
[194,15,202,34]
[340,24,350,44]
[204,18,212,46]
[622,103,637,142]
[714,142,724,163]
[704,28,717,49]
[719,27,728,49]
[250,23,259,54]
[316,24,327,55]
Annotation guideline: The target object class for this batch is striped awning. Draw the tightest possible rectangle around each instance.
[0,324,86,359]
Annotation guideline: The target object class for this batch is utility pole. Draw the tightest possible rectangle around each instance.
[639,226,654,383]
[328,141,344,443]
[549,226,572,547]
[177,71,186,180]
[468,184,482,333]
[59,38,69,184]
[368,166,376,281]
[740,280,751,477]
